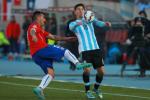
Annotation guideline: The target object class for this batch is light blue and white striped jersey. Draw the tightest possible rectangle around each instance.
[69,18,106,53]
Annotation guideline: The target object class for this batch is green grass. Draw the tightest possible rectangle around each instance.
[0,76,150,100]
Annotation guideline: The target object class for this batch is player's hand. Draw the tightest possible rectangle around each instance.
[105,22,111,27]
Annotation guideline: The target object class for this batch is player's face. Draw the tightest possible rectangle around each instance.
[74,6,85,18]
[140,13,146,18]
[37,14,46,26]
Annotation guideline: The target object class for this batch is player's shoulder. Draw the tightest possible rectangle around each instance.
[69,19,77,23]
[30,23,38,28]
[69,20,77,27]
[69,20,75,24]
[28,23,39,31]
[68,19,75,23]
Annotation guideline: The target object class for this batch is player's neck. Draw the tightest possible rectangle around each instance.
[76,16,82,20]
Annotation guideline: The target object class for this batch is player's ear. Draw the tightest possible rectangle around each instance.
[37,16,40,20]
[43,17,46,23]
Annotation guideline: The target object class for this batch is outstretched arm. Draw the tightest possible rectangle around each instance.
[46,33,77,41]
[93,18,111,27]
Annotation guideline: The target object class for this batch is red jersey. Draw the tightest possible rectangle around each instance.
[6,21,21,40]
[27,22,49,55]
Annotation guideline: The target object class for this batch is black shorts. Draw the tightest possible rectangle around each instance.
[81,49,104,69]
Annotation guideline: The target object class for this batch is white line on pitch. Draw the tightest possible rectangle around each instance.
[12,76,150,91]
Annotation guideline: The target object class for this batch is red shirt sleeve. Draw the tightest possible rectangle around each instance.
[44,31,49,37]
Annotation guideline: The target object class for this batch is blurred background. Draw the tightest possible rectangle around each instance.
[0,0,150,84]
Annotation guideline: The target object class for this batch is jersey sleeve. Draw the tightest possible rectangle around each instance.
[93,18,106,27]
[30,25,38,34]
[69,21,77,33]
[44,31,49,37]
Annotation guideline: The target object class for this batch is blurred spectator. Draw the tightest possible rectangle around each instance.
[61,16,67,24]
[6,16,21,59]
[67,14,73,22]
[27,0,35,11]
[60,16,67,36]
[125,18,144,65]
[137,10,150,46]
[0,30,9,56]
[22,16,31,53]
[106,43,121,64]
[125,11,150,76]
[45,18,51,33]
[50,13,57,34]
[132,10,150,46]
[138,10,150,76]
[129,18,144,45]
[45,13,57,45]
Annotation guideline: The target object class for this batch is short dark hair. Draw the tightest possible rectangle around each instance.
[139,10,147,18]
[32,11,45,21]
[74,3,85,10]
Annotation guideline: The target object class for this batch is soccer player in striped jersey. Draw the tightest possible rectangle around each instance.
[27,11,92,100]
[69,3,111,99]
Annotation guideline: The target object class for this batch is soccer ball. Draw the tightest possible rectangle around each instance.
[84,10,95,22]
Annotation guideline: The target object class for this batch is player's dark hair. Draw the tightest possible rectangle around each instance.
[139,10,147,18]
[74,3,85,10]
[32,11,44,21]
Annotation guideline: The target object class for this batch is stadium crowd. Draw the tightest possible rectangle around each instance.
[0,8,150,76]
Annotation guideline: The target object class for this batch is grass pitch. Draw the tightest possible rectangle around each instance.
[0,76,150,100]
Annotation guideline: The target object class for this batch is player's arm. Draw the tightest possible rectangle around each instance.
[46,33,77,41]
[30,28,38,42]
[93,18,111,27]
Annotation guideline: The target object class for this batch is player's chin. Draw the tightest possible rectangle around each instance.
[43,20,47,25]
[79,13,83,17]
